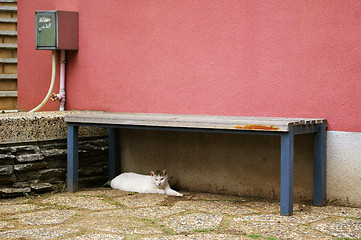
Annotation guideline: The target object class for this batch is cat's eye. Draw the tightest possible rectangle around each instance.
[161,178,164,181]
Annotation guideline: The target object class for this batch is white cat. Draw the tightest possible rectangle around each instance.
[110,169,183,197]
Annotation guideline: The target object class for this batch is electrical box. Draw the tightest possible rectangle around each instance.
[35,11,78,50]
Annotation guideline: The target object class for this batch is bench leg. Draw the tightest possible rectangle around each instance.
[280,128,294,215]
[314,122,327,206]
[108,127,120,180]
[67,124,79,192]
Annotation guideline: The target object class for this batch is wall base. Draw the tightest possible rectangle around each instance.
[327,131,361,206]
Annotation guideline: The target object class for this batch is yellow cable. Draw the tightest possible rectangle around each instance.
[29,50,57,112]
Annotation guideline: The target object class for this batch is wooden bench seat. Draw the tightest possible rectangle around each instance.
[65,112,327,215]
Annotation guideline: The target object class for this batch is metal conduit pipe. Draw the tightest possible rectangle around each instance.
[29,50,57,112]
[58,50,66,111]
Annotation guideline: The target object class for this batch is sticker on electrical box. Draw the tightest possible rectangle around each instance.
[39,17,52,29]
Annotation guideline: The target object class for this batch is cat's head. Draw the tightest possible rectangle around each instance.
[150,169,168,188]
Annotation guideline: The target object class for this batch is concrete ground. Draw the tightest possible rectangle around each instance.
[0,188,360,240]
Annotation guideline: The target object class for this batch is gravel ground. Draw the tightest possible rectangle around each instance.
[0,188,360,239]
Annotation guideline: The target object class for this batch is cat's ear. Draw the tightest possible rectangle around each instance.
[150,171,155,176]
[162,169,168,176]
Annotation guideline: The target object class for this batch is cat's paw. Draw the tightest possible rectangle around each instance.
[165,189,183,197]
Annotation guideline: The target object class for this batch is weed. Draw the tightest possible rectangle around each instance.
[345,216,361,220]
[327,198,340,204]
[266,237,280,240]
[200,199,216,202]
[102,197,113,203]
[129,236,140,240]
[193,228,215,233]
[161,226,175,235]
[147,218,157,225]
[140,218,157,227]
[56,205,70,210]
[299,223,311,226]
[248,234,262,239]
[337,238,361,240]
[53,181,67,193]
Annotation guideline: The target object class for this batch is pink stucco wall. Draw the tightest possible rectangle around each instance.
[18,1,361,132]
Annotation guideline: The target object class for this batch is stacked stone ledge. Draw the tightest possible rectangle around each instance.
[0,111,109,198]
[0,138,109,198]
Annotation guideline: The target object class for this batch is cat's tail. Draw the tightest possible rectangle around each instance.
[103,180,111,188]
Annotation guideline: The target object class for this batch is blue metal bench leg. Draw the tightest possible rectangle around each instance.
[108,127,120,180]
[314,122,327,206]
[280,127,294,215]
[67,124,79,192]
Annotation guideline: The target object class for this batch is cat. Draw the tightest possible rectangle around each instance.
[110,169,183,197]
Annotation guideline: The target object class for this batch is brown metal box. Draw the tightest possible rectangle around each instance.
[36,11,78,50]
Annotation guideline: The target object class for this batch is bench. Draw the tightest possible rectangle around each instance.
[65,112,327,216]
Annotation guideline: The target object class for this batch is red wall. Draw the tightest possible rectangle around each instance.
[18,1,361,132]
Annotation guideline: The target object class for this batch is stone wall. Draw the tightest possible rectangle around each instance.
[0,111,109,198]
[0,138,108,198]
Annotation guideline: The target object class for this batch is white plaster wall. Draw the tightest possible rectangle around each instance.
[327,131,361,206]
